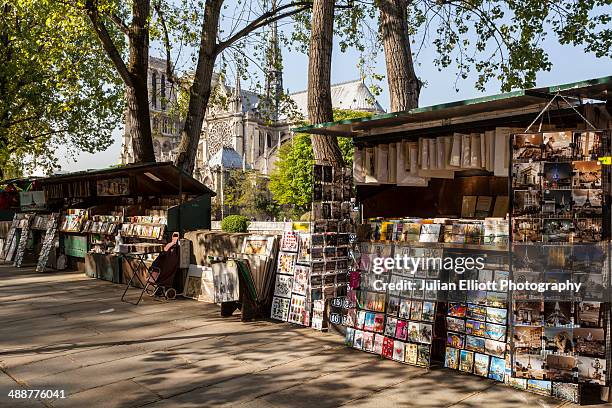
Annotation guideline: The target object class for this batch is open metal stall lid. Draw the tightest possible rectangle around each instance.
[34,162,216,197]
[293,76,612,140]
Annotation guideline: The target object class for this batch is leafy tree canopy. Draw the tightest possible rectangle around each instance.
[0,0,124,177]
[269,108,370,212]
[290,0,612,93]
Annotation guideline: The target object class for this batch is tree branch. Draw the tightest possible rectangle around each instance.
[153,1,185,90]
[84,0,133,87]
[105,12,130,35]
[215,2,312,55]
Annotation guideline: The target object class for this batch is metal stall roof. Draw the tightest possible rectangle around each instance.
[293,76,612,140]
[36,162,216,197]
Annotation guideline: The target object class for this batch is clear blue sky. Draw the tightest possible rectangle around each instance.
[55,19,612,172]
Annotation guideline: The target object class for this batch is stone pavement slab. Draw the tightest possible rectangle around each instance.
[0,264,607,408]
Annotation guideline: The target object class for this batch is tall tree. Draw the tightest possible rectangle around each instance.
[169,0,312,174]
[377,0,420,111]
[84,0,155,163]
[307,0,344,166]
[0,1,123,177]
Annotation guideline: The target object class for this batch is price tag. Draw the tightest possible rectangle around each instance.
[598,156,611,165]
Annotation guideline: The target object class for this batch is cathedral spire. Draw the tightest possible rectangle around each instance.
[263,0,283,121]
[233,69,242,113]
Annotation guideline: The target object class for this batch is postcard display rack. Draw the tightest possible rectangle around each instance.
[344,217,510,370]
[271,164,354,328]
[509,129,612,403]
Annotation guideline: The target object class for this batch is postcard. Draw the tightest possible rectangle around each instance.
[422,301,435,322]
[543,301,572,326]
[405,343,418,365]
[543,162,572,189]
[270,296,290,321]
[542,189,572,217]
[363,331,374,352]
[373,333,384,355]
[448,302,467,318]
[398,298,411,319]
[465,335,485,353]
[395,319,408,341]
[410,300,423,321]
[488,356,506,382]
[527,379,552,396]
[573,218,602,243]
[552,382,579,404]
[353,329,364,350]
[385,317,398,338]
[466,304,487,321]
[392,340,406,362]
[513,326,542,352]
[273,274,294,298]
[514,353,546,379]
[408,321,421,343]
[486,307,507,325]
[546,354,577,381]
[513,133,542,161]
[382,336,394,359]
[373,313,385,333]
[419,323,433,344]
[512,218,542,243]
[386,294,401,315]
[459,350,474,373]
[474,353,490,377]
[573,160,602,188]
[277,252,297,275]
[446,317,465,333]
[574,328,605,357]
[466,319,485,337]
[445,347,459,369]
[577,301,601,328]
[542,219,572,243]
[485,323,506,341]
[509,377,527,390]
[573,189,602,216]
[574,131,602,160]
[544,131,573,159]
[544,327,574,353]
[577,356,606,385]
[447,332,465,348]
[513,162,541,189]
[417,345,431,367]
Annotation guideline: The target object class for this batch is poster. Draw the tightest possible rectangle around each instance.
[211,260,240,303]
[96,177,129,196]
[183,264,214,302]
[19,191,46,211]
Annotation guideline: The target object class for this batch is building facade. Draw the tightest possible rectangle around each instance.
[120,58,385,191]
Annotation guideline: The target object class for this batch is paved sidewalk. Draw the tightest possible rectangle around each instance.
[0,264,601,408]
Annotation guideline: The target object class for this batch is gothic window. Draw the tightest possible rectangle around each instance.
[207,120,234,157]
[259,132,264,156]
[152,117,159,133]
[266,133,272,150]
[151,72,157,108]
[161,74,166,110]
[162,140,171,152]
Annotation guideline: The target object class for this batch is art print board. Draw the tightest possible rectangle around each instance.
[271,296,291,321]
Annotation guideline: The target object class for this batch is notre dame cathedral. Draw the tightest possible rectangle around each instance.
[120,49,384,192]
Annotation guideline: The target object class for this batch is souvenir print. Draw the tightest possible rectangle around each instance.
[543,162,572,189]
[474,353,490,377]
[459,350,474,373]
[488,357,506,382]
[513,133,542,160]
[543,131,573,159]
[465,335,485,353]
[445,347,459,369]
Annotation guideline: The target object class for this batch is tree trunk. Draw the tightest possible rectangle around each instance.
[307,0,344,166]
[174,0,223,175]
[378,0,420,111]
[125,0,155,163]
